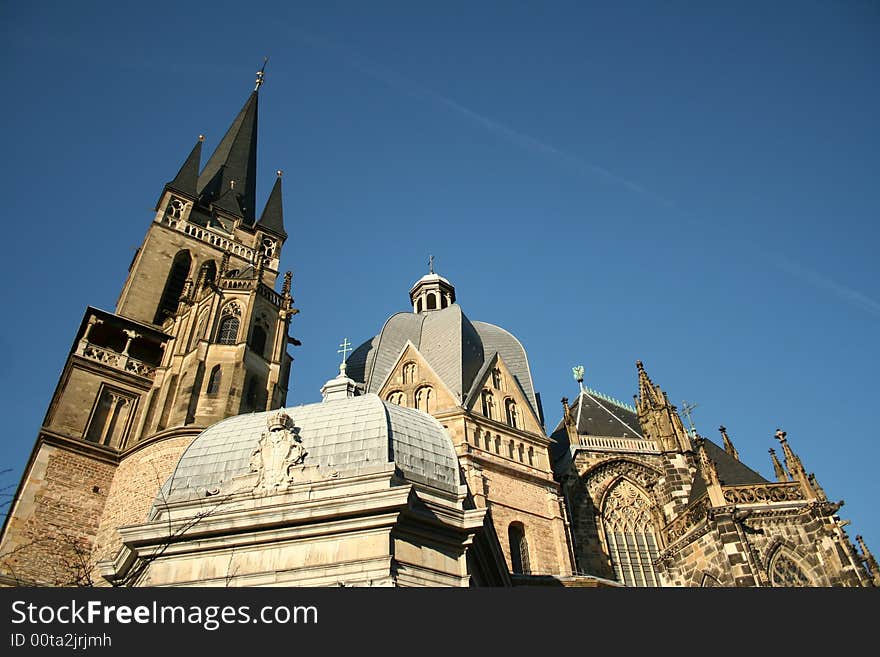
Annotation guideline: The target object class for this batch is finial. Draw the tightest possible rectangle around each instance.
[276,169,283,178]
[254,56,269,92]
[572,365,585,389]
[775,428,787,443]
[198,134,205,142]
[719,425,739,461]
[429,254,434,274]
[636,360,644,370]
[681,400,698,438]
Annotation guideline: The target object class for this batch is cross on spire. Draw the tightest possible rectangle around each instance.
[337,337,352,364]
[429,254,434,274]
[681,400,698,437]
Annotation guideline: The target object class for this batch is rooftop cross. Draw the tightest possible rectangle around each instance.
[681,400,698,437]
[254,56,269,92]
[337,337,352,364]
[429,254,434,274]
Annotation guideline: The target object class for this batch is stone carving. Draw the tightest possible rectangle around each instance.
[722,483,803,505]
[250,410,307,496]
[664,496,710,543]
[584,459,659,501]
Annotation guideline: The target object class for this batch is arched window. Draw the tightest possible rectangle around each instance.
[481,390,495,420]
[769,550,812,587]
[153,250,191,324]
[426,294,436,310]
[517,443,524,462]
[505,400,519,428]
[508,522,531,575]
[416,298,423,313]
[198,260,217,286]
[440,295,448,309]
[217,316,240,345]
[602,478,661,587]
[386,390,406,406]
[484,432,492,451]
[250,324,267,357]
[402,362,417,385]
[507,440,515,459]
[527,446,534,466]
[494,435,501,453]
[206,365,222,394]
[415,386,433,413]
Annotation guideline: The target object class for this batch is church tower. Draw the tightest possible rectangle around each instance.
[0,66,299,586]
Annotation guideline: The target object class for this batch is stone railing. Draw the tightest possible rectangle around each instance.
[219,277,256,291]
[79,342,157,379]
[257,283,283,307]
[577,435,659,454]
[722,482,803,505]
[161,213,255,262]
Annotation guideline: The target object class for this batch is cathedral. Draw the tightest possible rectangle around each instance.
[1,71,876,588]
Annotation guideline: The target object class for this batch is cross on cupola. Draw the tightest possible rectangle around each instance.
[409,256,456,313]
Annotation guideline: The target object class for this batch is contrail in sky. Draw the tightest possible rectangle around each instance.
[291,29,879,320]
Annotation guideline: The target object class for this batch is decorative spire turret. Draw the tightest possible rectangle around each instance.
[856,536,880,585]
[321,338,358,401]
[165,135,204,199]
[635,360,691,453]
[695,436,726,506]
[719,425,740,461]
[256,169,286,239]
[774,429,822,500]
[769,448,788,482]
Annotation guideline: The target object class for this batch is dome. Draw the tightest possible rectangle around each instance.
[157,394,461,505]
[346,305,541,419]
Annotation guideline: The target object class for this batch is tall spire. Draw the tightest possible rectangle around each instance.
[197,68,263,222]
[256,170,287,239]
[166,135,204,197]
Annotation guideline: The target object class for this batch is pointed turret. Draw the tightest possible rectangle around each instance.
[774,429,822,500]
[166,136,204,198]
[197,87,260,222]
[695,436,726,506]
[256,170,287,239]
[769,448,788,482]
[635,360,691,453]
[856,536,880,585]
[719,425,740,461]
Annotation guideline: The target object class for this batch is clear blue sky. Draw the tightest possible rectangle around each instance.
[2,2,878,558]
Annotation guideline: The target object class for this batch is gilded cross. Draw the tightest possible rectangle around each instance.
[337,338,352,364]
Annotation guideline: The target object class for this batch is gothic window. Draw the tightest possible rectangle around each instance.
[507,440,515,459]
[527,446,534,466]
[387,390,406,406]
[218,316,240,345]
[198,260,217,286]
[769,550,812,587]
[153,250,191,324]
[494,435,501,453]
[250,324,268,357]
[602,478,661,587]
[415,386,433,413]
[517,443,524,462]
[165,197,184,220]
[402,362,417,385]
[206,365,222,394]
[508,522,531,575]
[261,237,277,259]
[484,432,492,451]
[505,399,519,428]
[85,388,133,448]
[481,390,495,420]
[492,368,503,390]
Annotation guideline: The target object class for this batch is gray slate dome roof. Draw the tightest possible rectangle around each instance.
[159,394,461,505]
[347,304,541,418]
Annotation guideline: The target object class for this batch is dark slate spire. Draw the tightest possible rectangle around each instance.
[256,170,287,239]
[197,90,259,222]
[167,135,203,197]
